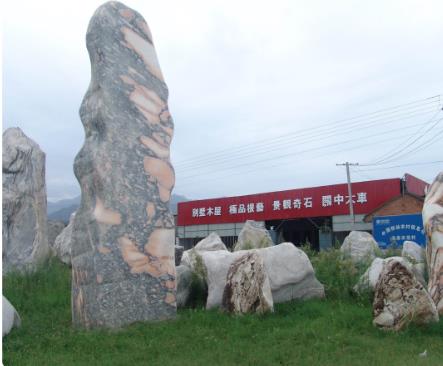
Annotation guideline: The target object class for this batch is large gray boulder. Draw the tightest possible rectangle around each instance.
[3,296,21,337]
[180,232,227,275]
[373,258,438,331]
[202,243,324,309]
[71,2,176,329]
[354,256,426,294]
[2,127,49,273]
[423,172,443,315]
[340,231,379,263]
[53,212,75,265]
[233,220,273,251]
[222,251,273,314]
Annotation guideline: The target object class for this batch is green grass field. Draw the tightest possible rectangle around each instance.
[3,259,443,366]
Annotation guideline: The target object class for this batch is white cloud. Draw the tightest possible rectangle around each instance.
[3,0,443,200]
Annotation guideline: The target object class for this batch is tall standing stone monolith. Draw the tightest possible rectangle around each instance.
[423,172,443,315]
[2,127,49,273]
[71,1,176,329]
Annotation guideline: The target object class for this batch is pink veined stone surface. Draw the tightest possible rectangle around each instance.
[71,1,176,329]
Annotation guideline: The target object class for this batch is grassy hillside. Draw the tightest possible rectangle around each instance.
[3,258,442,366]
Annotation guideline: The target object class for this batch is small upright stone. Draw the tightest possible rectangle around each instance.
[2,128,49,273]
[234,220,274,251]
[340,231,379,263]
[53,212,76,265]
[47,220,66,251]
[71,1,176,329]
[222,251,273,314]
[423,172,443,314]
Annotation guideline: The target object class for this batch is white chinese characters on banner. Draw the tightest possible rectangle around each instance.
[256,202,264,212]
[229,202,266,215]
[192,206,223,217]
[322,195,332,207]
[190,192,368,217]
[304,197,313,208]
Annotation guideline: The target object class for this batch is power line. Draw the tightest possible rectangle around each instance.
[174,95,441,169]
[357,160,443,172]
[360,110,443,166]
[177,120,442,181]
[175,105,439,173]
[176,125,436,188]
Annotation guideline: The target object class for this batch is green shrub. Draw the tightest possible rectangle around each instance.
[303,247,370,303]
[185,254,208,308]
[186,271,208,309]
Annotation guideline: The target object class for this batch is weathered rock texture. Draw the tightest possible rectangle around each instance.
[373,259,438,331]
[354,257,425,294]
[54,213,75,265]
[340,231,379,263]
[2,127,49,273]
[222,252,273,314]
[203,243,324,309]
[71,2,176,329]
[234,220,273,251]
[3,296,21,337]
[423,172,443,314]
[401,241,425,264]
[48,220,66,250]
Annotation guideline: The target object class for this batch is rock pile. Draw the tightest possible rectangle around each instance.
[53,212,75,265]
[200,242,324,310]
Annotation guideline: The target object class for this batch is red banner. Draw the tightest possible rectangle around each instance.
[404,173,428,197]
[177,178,401,226]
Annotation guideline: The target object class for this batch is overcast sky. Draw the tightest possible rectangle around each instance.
[3,0,443,202]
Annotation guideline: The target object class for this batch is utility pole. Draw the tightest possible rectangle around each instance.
[336,162,359,228]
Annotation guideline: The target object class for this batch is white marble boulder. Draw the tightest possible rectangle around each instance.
[401,241,425,264]
[423,171,443,315]
[354,257,425,294]
[3,296,21,337]
[180,232,227,276]
[234,220,273,251]
[222,251,273,314]
[340,231,379,263]
[71,2,176,329]
[53,212,75,265]
[2,127,50,273]
[203,243,325,309]
[373,259,438,331]
[176,265,193,308]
